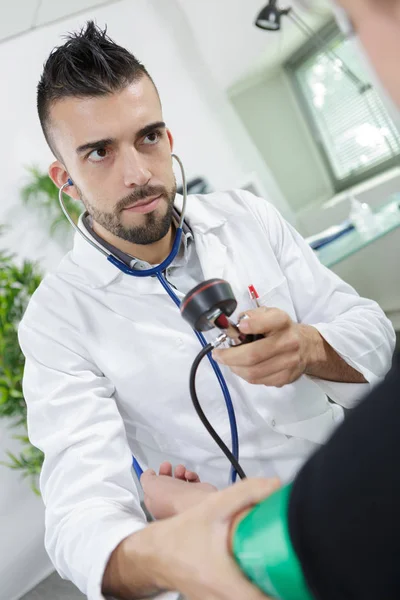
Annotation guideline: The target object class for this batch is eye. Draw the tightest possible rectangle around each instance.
[88,147,109,162]
[143,130,161,145]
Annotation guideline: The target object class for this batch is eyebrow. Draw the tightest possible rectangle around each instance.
[76,121,166,155]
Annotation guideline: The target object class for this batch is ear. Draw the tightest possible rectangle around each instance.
[48,160,80,201]
[166,129,174,153]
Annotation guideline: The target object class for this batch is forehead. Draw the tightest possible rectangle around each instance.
[49,77,162,151]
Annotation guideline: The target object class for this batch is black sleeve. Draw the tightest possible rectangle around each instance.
[288,355,400,600]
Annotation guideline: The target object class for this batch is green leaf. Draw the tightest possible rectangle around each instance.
[4,452,24,469]
[0,227,43,494]
[31,482,41,496]
[12,434,30,444]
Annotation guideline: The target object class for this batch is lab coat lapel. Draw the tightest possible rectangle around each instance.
[193,228,228,281]
[179,191,229,281]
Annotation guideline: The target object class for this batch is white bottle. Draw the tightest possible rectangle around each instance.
[349,194,376,234]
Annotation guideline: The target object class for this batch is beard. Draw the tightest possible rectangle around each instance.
[79,181,177,246]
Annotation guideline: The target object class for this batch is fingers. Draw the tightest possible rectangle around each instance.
[174,464,201,482]
[230,352,301,385]
[209,477,281,519]
[159,461,173,477]
[140,468,156,485]
[159,462,201,483]
[239,307,291,335]
[174,464,186,480]
[233,368,298,388]
[213,338,267,367]
[213,331,299,368]
[185,470,201,483]
[140,469,158,499]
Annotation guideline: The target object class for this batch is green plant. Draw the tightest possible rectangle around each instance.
[0,243,43,494]
[21,166,81,235]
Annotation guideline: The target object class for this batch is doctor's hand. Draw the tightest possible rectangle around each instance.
[213,307,316,388]
[152,477,277,600]
[141,462,217,519]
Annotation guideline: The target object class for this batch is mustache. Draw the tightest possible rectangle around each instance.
[116,185,168,212]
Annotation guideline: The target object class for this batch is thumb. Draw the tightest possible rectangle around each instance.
[210,477,281,519]
[239,307,289,335]
[140,469,157,486]
[238,307,271,334]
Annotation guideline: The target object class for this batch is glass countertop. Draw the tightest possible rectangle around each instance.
[316,195,400,268]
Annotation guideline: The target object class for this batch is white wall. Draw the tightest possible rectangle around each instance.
[0,1,292,598]
[230,68,335,213]
[175,0,332,91]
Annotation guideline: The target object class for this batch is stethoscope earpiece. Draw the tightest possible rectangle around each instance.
[67,178,74,186]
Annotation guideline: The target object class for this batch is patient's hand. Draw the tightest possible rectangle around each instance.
[141,461,217,519]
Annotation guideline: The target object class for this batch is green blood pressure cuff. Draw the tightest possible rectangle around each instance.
[233,483,314,600]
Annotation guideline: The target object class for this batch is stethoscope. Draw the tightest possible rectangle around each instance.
[59,154,240,484]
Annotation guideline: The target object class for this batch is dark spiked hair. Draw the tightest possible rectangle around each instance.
[37,21,155,155]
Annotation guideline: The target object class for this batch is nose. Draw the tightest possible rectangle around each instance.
[122,146,151,188]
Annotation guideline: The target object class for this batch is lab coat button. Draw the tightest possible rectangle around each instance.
[271,419,276,427]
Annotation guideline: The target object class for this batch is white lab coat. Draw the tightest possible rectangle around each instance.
[19,190,395,600]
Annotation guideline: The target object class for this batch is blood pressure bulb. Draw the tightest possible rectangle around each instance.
[180,278,237,331]
[180,279,262,345]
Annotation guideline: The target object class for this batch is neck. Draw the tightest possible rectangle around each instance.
[92,220,175,265]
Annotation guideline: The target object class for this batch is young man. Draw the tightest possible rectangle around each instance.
[19,18,394,600]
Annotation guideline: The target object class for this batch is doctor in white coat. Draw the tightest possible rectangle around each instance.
[19,20,395,600]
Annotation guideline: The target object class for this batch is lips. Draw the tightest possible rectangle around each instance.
[122,194,163,215]
[124,194,162,210]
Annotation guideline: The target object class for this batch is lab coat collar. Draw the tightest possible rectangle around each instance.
[174,192,228,234]
[70,193,228,289]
